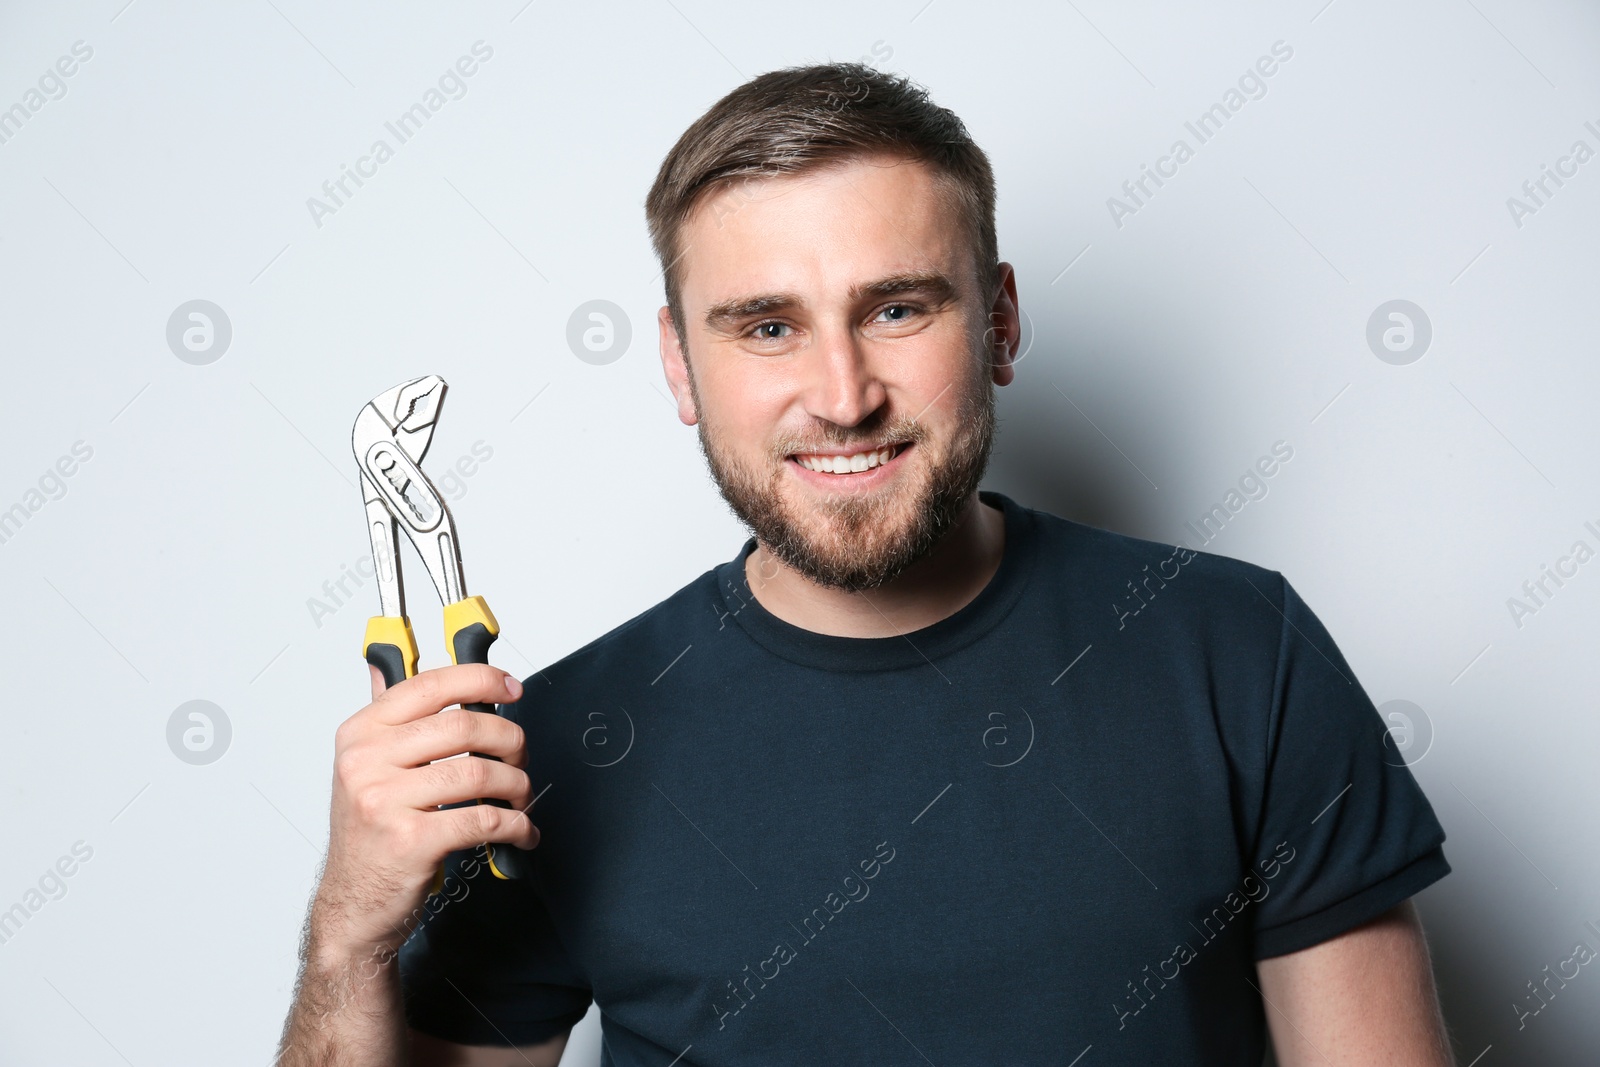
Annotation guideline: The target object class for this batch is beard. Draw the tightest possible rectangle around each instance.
[691,345,998,593]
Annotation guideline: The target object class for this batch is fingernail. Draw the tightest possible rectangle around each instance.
[504,675,523,699]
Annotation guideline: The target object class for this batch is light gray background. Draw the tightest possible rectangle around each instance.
[1,1,1596,1064]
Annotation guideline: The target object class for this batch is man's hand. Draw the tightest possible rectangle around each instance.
[276,664,541,1067]
[1257,900,1454,1066]
[313,663,539,962]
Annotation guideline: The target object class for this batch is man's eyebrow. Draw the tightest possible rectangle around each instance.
[702,270,958,331]
[852,270,957,305]
[703,292,801,331]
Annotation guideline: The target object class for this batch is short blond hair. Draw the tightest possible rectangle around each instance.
[644,62,999,346]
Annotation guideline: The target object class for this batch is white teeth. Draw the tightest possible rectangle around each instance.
[796,445,900,474]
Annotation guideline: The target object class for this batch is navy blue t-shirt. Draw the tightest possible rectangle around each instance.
[399,490,1449,1065]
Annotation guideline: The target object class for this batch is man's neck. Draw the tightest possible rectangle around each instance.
[742,493,1007,638]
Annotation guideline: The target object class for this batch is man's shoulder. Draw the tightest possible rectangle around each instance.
[517,558,728,694]
[1021,498,1288,609]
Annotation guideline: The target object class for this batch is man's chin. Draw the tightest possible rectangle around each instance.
[758,478,933,591]
[698,380,996,592]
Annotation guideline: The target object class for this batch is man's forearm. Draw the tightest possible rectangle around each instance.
[277,937,409,1067]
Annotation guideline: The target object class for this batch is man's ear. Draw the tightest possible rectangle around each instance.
[657,305,699,426]
[985,261,1021,388]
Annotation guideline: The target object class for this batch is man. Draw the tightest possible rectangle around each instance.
[279,63,1455,1066]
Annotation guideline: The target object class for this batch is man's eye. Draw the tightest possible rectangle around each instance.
[749,322,791,341]
[876,304,920,323]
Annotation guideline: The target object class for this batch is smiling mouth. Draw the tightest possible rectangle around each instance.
[789,442,911,474]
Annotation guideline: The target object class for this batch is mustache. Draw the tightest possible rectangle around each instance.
[771,416,926,458]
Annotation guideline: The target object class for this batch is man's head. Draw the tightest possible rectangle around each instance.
[646,63,1019,592]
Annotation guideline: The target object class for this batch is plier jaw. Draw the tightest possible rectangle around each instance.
[349,375,529,884]
[353,375,464,620]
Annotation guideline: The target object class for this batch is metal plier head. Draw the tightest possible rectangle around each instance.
[351,375,468,618]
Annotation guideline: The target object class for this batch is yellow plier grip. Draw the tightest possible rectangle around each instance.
[362,615,418,690]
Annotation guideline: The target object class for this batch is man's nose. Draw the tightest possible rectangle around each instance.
[802,326,886,428]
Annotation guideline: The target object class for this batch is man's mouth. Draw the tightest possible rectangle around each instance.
[789,442,911,475]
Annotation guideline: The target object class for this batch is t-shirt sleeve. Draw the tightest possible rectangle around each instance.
[397,848,592,1046]
[1248,573,1450,960]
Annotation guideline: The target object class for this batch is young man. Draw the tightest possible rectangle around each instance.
[280,64,1455,1066]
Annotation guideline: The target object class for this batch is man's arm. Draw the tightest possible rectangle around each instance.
[1256,900,1453,1066]
[275,664,541,1066]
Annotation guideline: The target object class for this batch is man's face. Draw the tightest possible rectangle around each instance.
[658,153,1015,592]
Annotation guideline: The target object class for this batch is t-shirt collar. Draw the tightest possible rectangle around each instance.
[713,490,1038,672]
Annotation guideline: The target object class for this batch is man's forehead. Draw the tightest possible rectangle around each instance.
[677,154,965,313]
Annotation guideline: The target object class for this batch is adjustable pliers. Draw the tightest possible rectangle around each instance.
[351,375,530,884]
